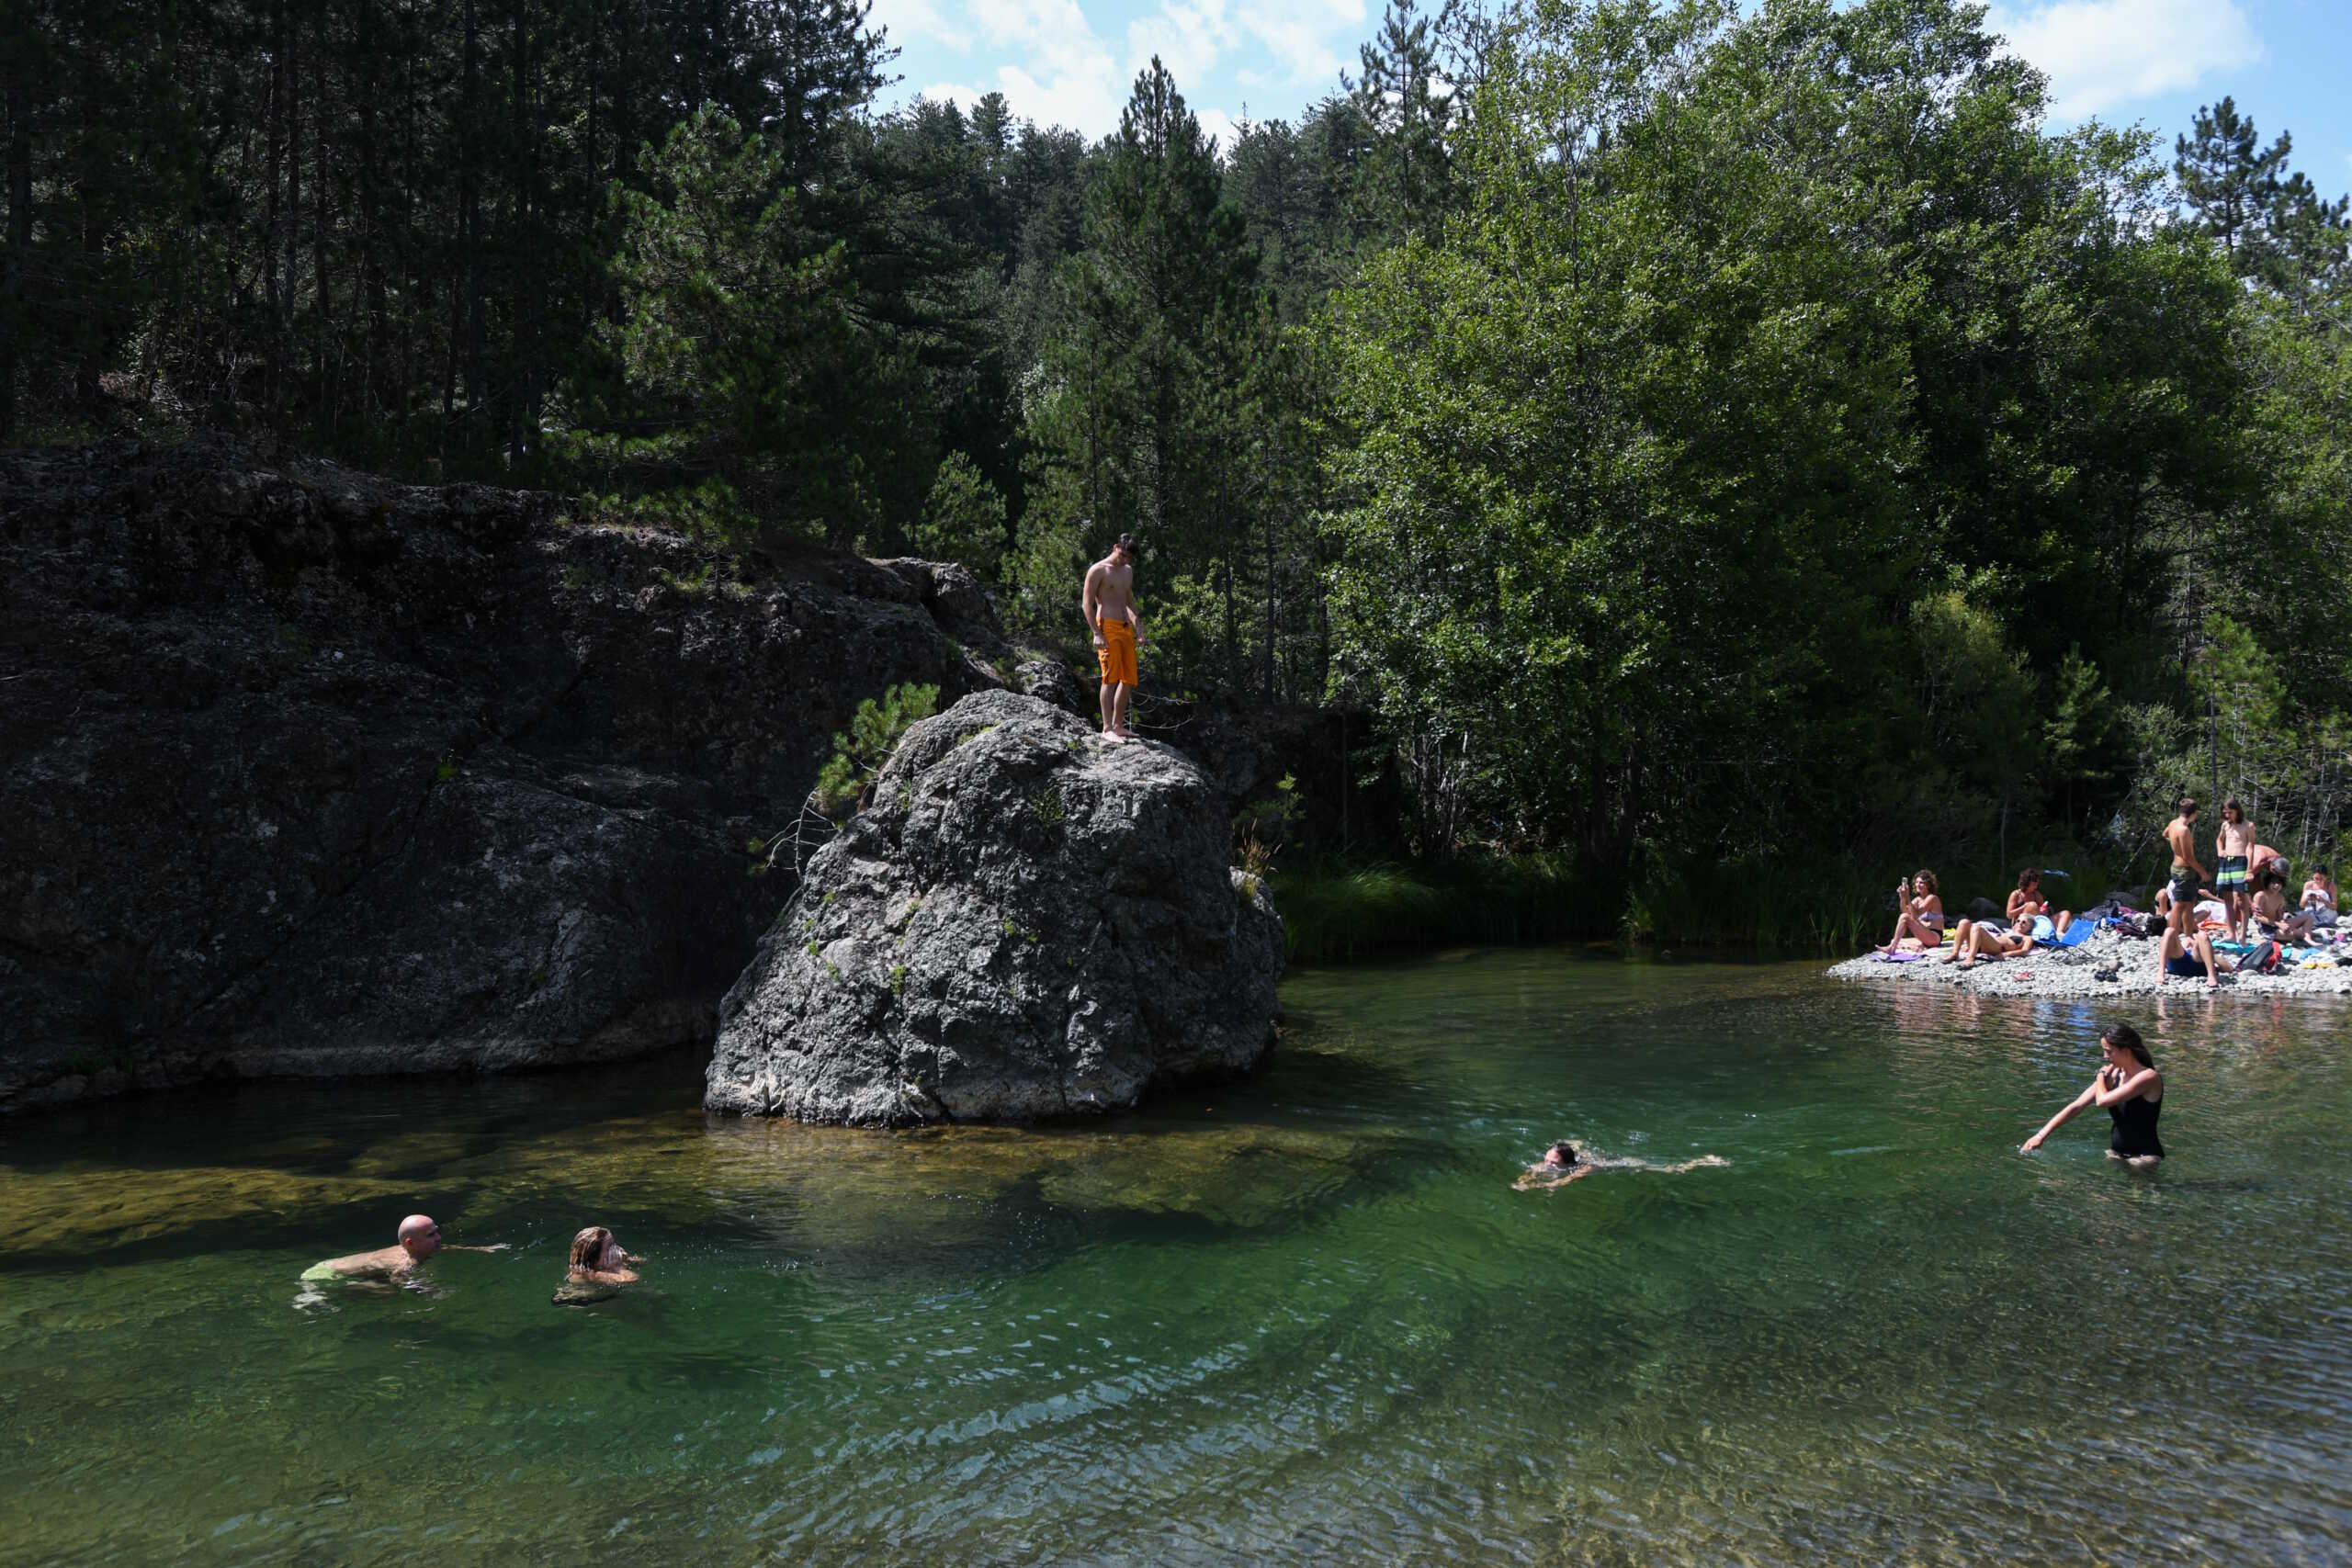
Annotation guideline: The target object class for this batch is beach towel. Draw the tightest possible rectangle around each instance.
[1869,950,1923,963]
[2036,922,2095,950]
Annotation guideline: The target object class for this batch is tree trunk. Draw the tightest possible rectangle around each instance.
[456,0,484,455]
[605,0,633,327]
[74,94,101,410]
[311,6,333,431]
[281,5,302,426]
[356,0,386,420]
[2,71,30,437]
[1262,502,1276,705]
[509,0,535,465]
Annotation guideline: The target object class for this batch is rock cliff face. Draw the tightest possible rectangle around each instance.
[0,439,998,1111]
[706,690,1283,1124]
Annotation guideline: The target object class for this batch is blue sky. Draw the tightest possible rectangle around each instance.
[867,0,2351,194]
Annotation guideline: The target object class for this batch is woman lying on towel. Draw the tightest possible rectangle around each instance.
[1943,917,2034,968]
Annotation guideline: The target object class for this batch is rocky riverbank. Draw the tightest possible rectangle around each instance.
[1,437,1022,1111]
[1827,925,2352,999]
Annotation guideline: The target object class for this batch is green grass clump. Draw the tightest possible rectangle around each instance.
[1269,843,2142,966]
[1269,854,1606,964]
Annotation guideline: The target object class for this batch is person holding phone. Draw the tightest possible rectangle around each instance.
[1875,869,1945,953]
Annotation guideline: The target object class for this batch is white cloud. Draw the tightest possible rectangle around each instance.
[1238,0,1366,90]
[1989,0,2263,121]
[917,81,987,115]
[888,1,1355,141]
[973,0,1125,134]
[1128,0,1238,88]
[869,0,971,55]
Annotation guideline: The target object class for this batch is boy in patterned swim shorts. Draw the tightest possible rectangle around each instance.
[2215,797,2254,940]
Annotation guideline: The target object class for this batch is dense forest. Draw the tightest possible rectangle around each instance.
[6,0,2349,922]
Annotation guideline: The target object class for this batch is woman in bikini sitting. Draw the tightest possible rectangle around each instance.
[2005,867,2072,940]
[2022,1022,2164,1168]
[1875,870,1946,953]
[2303,866,2339,930]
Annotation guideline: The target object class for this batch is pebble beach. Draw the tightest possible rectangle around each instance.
[1827,924,2352,1000]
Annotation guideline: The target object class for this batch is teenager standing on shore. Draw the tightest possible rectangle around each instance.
[2216,799,2255,941]
[2164,799,2208,942]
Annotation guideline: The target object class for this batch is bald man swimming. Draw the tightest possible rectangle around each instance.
[300,1214,504,1283]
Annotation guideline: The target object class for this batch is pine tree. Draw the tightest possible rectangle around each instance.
[1345,0,1459,240]
[2175,96,2290,275]
[2264,170,2351,312]
[1055,57,1253,552]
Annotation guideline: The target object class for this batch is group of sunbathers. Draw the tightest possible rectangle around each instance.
[2160,797,2342,987]
[1872,865,2075,969]
[1868,795,2342,987]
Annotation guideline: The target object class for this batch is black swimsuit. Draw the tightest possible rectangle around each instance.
[2105,1071,2164,1158]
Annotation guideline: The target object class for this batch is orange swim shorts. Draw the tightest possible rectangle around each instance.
[1094,617,1137,686]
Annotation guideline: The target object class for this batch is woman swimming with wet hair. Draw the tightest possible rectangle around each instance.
[2022,1022,2163,1168]
[568,1226,639,1284]
[553,1225,643,1305]
[1515,1139,1726,1190]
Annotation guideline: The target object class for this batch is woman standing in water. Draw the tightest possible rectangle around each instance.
[2022,1023,2163,1168]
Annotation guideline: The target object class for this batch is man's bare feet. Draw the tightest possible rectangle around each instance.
[1102,728,1129,745]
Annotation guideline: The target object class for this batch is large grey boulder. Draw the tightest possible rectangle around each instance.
[0,437,995,1111]
[706,690,1283,1123]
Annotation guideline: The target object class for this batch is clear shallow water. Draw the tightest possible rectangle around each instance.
[5,953,2350,1565]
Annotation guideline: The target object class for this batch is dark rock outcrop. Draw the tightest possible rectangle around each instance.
[0,438,996,1111]
[705,690,1283,1124]
[1012,655,1089,716]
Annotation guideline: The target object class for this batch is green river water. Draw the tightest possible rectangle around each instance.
[5,953,2349,1565]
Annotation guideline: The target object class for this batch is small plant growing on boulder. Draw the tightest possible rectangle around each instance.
[813,682,940,818]
[1234,773,1300,877]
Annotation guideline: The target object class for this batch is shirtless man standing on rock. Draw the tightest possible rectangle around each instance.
[301,1213,504,1285]
[1082,533,1145,741]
